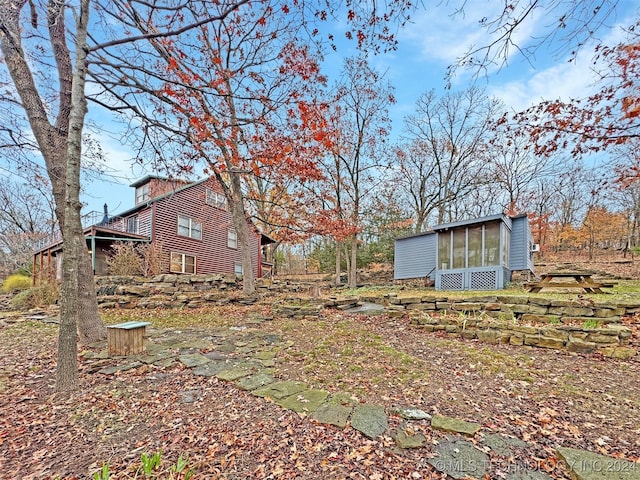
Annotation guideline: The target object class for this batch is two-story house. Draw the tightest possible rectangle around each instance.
[33,175,273,281]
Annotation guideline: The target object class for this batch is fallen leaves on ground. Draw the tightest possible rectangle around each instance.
[0,299,638,479]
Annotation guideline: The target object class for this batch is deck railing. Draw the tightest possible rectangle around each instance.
[34,211,129,251]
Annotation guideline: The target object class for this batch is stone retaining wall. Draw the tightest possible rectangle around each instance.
[95,274,322,309]
[352,294,639,358]
[94,275,638,357]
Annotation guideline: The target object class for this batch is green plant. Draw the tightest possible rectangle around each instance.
[9,289,34,310]
[141,451,162,475]
[1,273,31,293]
[583,318,602,329]
[9,281,59,310]
[549,315,561,325]
[31,281,59,306]
[91,452,194,479]
[92,463,110,480]
[170,454,193,479]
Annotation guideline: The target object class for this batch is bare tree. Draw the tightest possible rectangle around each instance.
[85,0,333,296]
[0,177,56,276]
[448,0,623,80]
[0,0,108,392]
[319,57,395,287]
[488,132,566,214]
[400,87,501,226]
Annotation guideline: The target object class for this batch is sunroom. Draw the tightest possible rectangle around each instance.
[394,214,535,290]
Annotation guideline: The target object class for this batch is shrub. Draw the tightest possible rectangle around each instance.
[107,241,168,277]
[31,282,59,307]
[1,274,32,293]
[9,282,59,310]
[10,290,34,310]
[138,241,168,276]
[107,242,143,276]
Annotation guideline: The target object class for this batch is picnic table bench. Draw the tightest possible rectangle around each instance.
[525,271,609,294]
[107,321,151,356]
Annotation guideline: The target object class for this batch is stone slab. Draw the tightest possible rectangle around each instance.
[428,439,490,480]
[556,446,640,480]
[481,434,527,456]
[311,403,353,428]
[505,470,553,480]
[277,389,329,413]
[350,404,388,439]
[192,361,228,377]
[252,380,307,400]
[178,353,210,368]
[97,362,142,375]
[394,406,432,421]
[393,428,427,449]
[431,414,481,436]
[216,367,253,381]
[236,373,275,391]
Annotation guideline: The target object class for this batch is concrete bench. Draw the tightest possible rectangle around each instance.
[107,321,151,356]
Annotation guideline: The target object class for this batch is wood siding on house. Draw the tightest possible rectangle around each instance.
[150,179,261,277]
[33,176,265,280]
[394,233,437,280]
[509,215,534,272]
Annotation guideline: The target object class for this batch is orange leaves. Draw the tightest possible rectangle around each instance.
[622,95,640,119]
[511,23,640,157]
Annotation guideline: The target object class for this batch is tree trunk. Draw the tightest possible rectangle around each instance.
[76,252,106,342]
[229,170,256,296]
[348,235,357,288]
[334,240,341,286]
[56,0,91,393]
[0,0,105,349]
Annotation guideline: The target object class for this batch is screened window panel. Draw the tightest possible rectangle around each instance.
[452,227,466,269]
[438,231,451,270]
[484,222,500,266]
[468,226,483,267]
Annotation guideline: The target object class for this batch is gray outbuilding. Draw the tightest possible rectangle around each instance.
[394,214,535,290]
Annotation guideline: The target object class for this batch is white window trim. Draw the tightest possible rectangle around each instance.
[127,216,139,234]
[227,229,237,249]
[177,215,202,240]
[170,252,197,274]
[135,184,150,205]
[205,188,227,210]
[234,263,243,275]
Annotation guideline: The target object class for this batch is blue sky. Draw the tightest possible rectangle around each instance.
[82,1,640,217]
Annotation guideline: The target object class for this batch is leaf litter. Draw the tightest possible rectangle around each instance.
[0,302,638,479]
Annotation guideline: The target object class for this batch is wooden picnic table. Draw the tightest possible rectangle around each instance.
[526,271,607,294]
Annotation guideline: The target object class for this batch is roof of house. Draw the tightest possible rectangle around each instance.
[396,213,528,241]
[117,176,209,217]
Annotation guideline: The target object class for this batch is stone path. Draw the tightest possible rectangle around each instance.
[84,322,640,480]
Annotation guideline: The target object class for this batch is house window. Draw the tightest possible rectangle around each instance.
[127,216,139,234]
[452,227,466,269]
[178,215,202,240]
[227,229,237,249]
[170,252,196,274]
[205,188,227,210]
[135,184,150,204]
[467,226,483,268]
[234,263,243,275]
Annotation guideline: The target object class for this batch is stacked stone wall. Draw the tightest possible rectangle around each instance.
[355,294,639,358]
[94,276,638,357]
